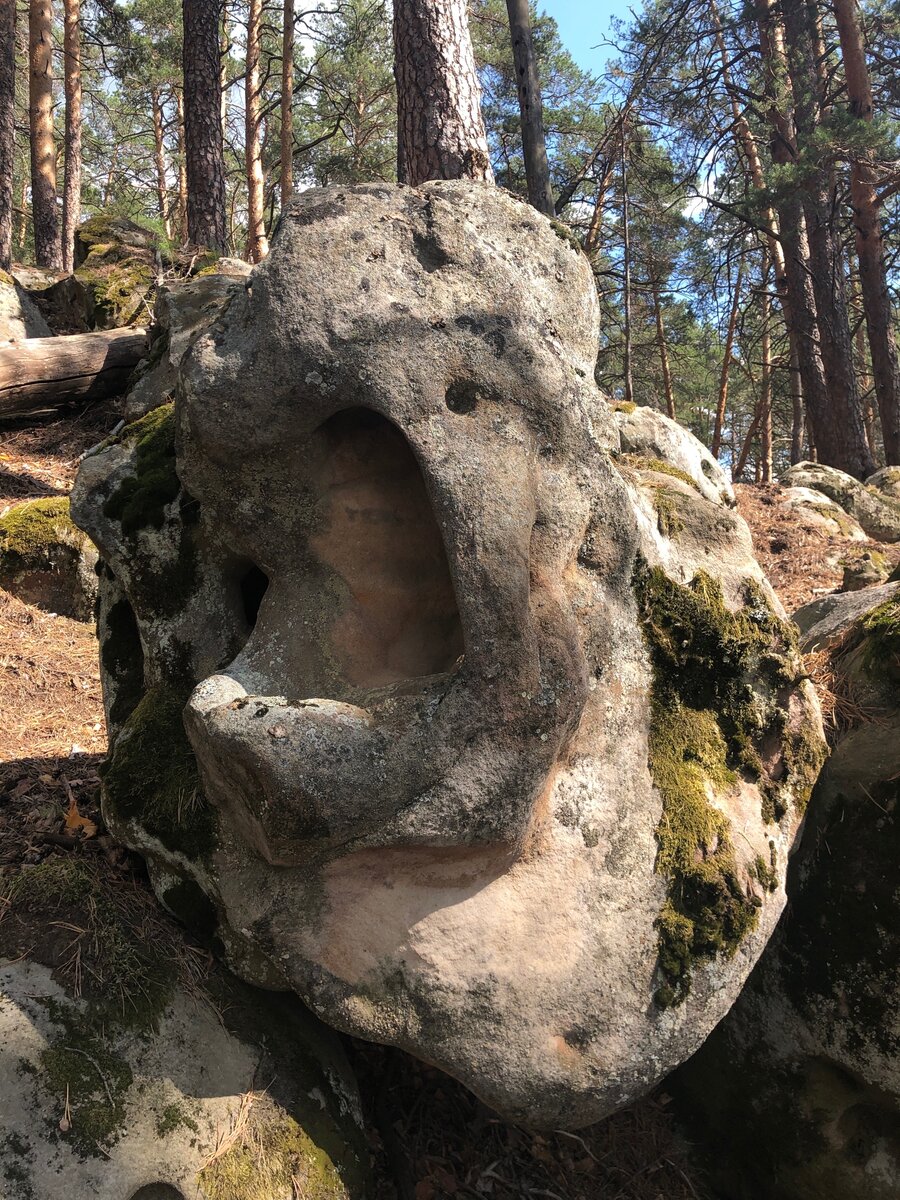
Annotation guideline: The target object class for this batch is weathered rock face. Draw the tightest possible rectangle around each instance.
[779,485,867,541]
[782,461,900,542]
[868,465,900,502]
[0,496,98,619]
[125,274,248,420]
[613,402,736,508]
[72,182,824,1129]
[0,268,53,341]
[0,789,366,1199]
[672,586,900,1200]
[73,214,161,329]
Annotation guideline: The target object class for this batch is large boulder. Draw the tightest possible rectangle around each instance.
[0,267,53,341]
[10,265,93,334]
[73,214,161,329]
[0,853,368,1199]
[672,585,900,1200]
[867,465,900,502]
[71,182,824,1130]
[782,460,900,542]
[0,496,98,619]
[778,485,867,541]
[613,402,736,508]
[124,274,247,420]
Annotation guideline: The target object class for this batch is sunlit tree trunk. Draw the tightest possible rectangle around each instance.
[651,276,675,419]
[280,0,294,211]
[760,261,773,482]
[29,0,60,268]
[621,125,633,407]
[712,255,743,459]
[151,88,171,239]
[393,0,493,185]
[61,0,81,271]
[175,87,188,243]
[245,0,269,261]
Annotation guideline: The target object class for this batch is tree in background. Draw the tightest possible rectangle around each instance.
[504,0,553,214]
[0,0,15,270]
[61,0,82,271]
[182,0,226,249]
[393,0,493,184]
[29,0,60,268]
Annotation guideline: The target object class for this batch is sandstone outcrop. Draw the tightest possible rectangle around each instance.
[673,584,900,1200]
[0,268,53,341]
[72,182,824,1129]
[782,461,900,542]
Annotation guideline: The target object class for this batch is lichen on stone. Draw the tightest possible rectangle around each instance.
[859,594,900,683]
[101,685,214,858]
[619,453,702,493]
[633,562,804,1006]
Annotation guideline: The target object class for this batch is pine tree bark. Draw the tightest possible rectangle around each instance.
[504,0,553,215]
[833,0,900,464]
[712,254,743,458]
[175,87,189,243]
[182,0,227,251]
[781,0,873,478]
[651,276,676,420]
[245,0,268,261]
[61,0,81,272]
[0,0,15,271]
[151,88,171,239]
[280,0,294,211]
[393,0,493,185]
[621,126,633,407]
[29,0,60,269]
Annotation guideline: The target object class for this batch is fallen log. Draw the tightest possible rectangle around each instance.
[0,327,147,416]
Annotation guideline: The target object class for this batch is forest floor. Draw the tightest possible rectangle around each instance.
[6,403,892,1199]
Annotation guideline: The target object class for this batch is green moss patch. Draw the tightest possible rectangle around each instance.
[612,399,637,414]
[620,454,702,493]
[102,685,215,858]
[860,595,900,683]
[39,1002,133,1158]
[156,1101,199,1138]
[634,563,807,1006]
[0,497,82,567]
[103,403,179,536]
[198,1094,348,1200]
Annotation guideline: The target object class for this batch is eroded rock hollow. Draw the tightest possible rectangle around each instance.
[72,182,825,1129]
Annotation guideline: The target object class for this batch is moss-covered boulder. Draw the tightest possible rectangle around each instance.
[783,461,900,543]
[0,852,368,1200]
[73,214,163,329]
[671,586,900,1200]
[71,183,825,1130]
[10,265,93,334]
[868,465,900,503]
[0,496,98,619]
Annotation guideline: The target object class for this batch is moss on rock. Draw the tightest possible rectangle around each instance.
[198,1093,348,1200]
[0,497,83,567]
[102,685,215,858]
[634,563,806,1005]
[860,594,900,683]
[103,403,179,536]
[620,453,702,493]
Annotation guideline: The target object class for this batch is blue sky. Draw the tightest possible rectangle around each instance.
[539,0,621,76]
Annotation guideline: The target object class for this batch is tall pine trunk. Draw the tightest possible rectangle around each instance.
[280,0,294,211]
[61,0,81,272]
[151,88,171,239]
[781,0,873,478]
[393,0,493,185]
[712,255,743,459]
[651,276,676,419]
[29,0,60,269]
[0,0,15,270]
[183,0,227,251]
[245,0,268,261]
[834,0,900,465]
[505,0,553,215]
[175,87,189,244]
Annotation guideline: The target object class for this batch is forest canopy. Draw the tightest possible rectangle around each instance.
[2,0,900,480]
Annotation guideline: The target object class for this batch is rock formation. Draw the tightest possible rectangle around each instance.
[0,496,97,619]
[673,584,900,1200]
[782,461,900,543]
[71,182,824,1129]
